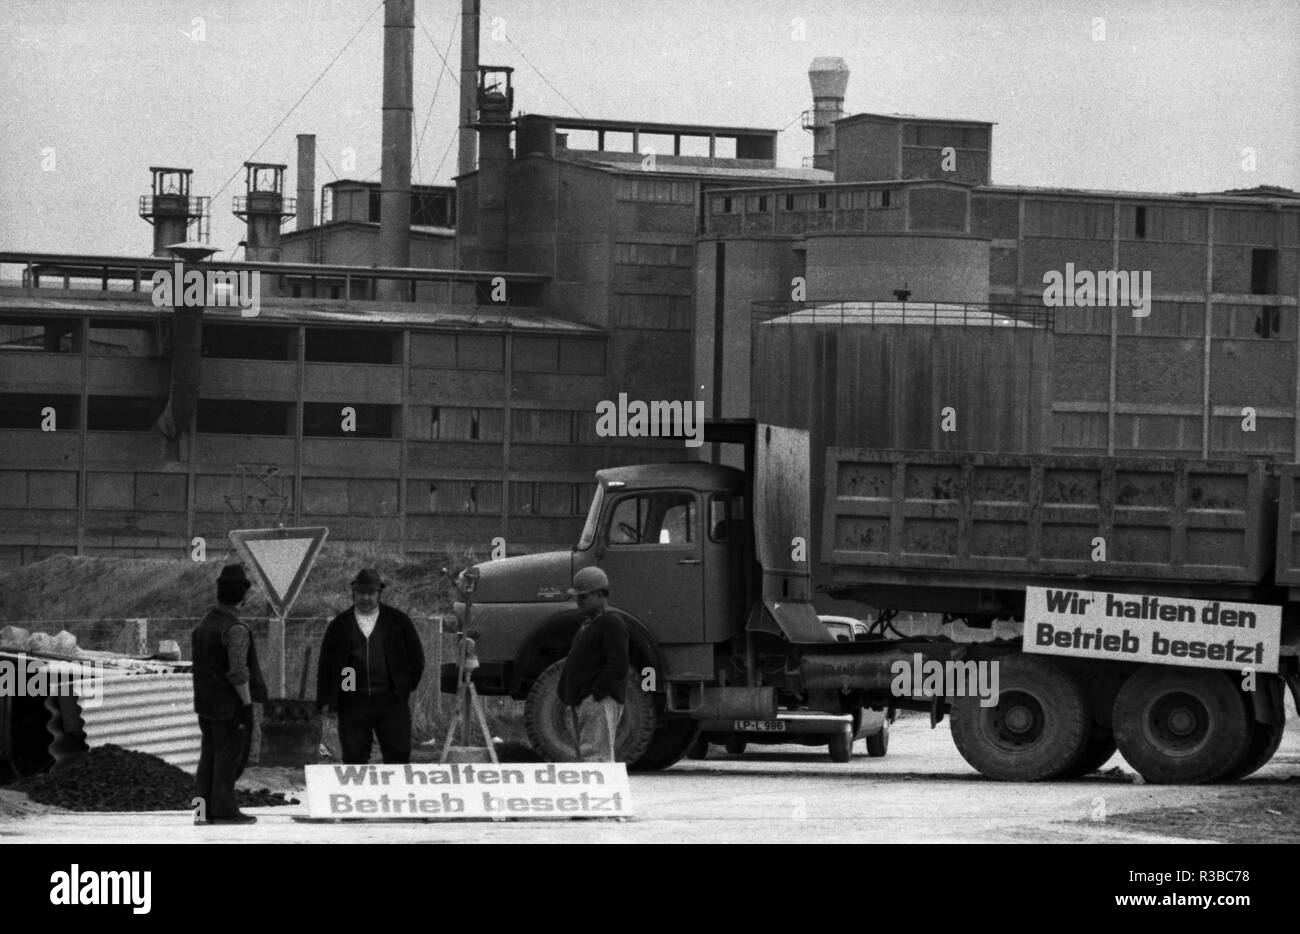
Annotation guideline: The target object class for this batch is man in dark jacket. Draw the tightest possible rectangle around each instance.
[316,569,425,764]
[557,567,629,762]
[192,563,267,825]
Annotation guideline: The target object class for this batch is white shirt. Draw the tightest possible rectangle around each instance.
[355,608,379,638]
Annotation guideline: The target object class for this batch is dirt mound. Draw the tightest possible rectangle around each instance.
[19,744,298,812]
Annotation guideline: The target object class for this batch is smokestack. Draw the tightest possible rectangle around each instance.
[139,167,207,257]
[379,0,414,299]
[233,163,292,262]
[474,67,514,271]
[806,57,849,173]
[459,0,480,179]
[296,134,316,229]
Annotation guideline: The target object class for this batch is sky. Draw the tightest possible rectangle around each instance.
[1,0,1297,260]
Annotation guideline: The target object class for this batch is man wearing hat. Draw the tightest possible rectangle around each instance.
[192,563,267,825]
[316,569,425,764]
[557,567,629,762]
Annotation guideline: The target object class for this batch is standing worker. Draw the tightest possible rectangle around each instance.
[316,569,425,764]
[557,567,629,762]
[192,563,267,825]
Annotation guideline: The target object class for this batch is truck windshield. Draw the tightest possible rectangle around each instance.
[576,484,603,550]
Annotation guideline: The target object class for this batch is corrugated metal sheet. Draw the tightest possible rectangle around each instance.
[77,673,201,774]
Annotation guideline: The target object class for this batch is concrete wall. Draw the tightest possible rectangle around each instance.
[834,118,901,183]
[804,233,990,303]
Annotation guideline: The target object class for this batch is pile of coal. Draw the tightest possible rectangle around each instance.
[20,745,298,811]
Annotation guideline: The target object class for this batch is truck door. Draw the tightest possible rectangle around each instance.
[598,490,702,644]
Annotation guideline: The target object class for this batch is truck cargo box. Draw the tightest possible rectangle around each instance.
[821,449,1275,587]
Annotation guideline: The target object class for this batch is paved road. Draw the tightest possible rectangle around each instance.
[3,716,1297,844]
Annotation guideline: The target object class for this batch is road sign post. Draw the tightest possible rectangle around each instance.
[228,526,329,697]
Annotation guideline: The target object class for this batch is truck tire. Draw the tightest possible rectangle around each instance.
[949,655,1090,781]
[1057,729,1116,779]
[523,660,656,764]
[865,719,889,758]
[724,736,747,755]
[1216,716,1286,782]
[1112,667,1252,784]
[828,727,852,762]
[630,718,699,772]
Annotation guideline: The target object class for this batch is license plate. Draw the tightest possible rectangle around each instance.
[734,719,785,732]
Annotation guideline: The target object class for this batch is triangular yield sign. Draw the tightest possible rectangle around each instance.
[228,527,329,617]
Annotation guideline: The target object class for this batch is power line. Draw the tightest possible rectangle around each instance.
[414,10,460,184]
[504,34,584,119]
[211,0,383,212]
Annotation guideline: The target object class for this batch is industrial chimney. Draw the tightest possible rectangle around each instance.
[459,0,480,180]
[139,167,208,257]
[296,134,316,229]
[804,57,849,172]
[474,65,514,272]
[233,162,294,262]
[378,0,414,299]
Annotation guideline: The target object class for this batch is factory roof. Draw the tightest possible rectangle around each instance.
[0,289,604,335]
[837,112,997,127]
[981,184,1300,205]
[520,114,781,139]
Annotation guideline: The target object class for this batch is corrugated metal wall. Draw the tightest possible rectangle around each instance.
[76,674,201,773]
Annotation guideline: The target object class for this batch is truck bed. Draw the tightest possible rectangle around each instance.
[820,449,1275,588]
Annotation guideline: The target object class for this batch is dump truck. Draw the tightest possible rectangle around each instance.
[444,419,1300,782]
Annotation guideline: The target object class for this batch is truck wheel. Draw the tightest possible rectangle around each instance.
[1216,716,1285,782]
[630,718,699,772]
[949,655,1090,781]
[1056,729,1116,779]
[1112,667,1251,784]
[865,719,889,758]
[828,727,852,762]
[724,736,747,755]
[523,660,656,763]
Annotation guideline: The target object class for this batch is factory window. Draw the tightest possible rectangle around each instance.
[1251,249,1278,295]
[558,338,604,375]
[203,325,294,360]
[412,190,454,227]
[0,393,78,430]
[758,196,769,212]
[0,319,77,353]
[615,243,692,266]
[868,189,893,209]
[304,328,396,364]
[723,197,733,213]
[510,481,583,517]
[368,190,381,223]
[431,406,504,442]
[420,479,502,515]
[512,409,574,444]
[303,402,395,438]
[197,399,293,435]
[783,194,795,211]
[817,192,828,210]
[513,337,559,373]
[87,320,160,356]
[617,179,694,203]
[457,335,505,370]
[87,396,160,432]
[1134,206,1147,239]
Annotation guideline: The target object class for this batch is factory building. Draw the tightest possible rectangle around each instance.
[3,28,1298,569]
[701,59,1300,462]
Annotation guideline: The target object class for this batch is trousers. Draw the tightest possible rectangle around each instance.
[337,693,412,764]
[569,696,623,762]
[195,713,252,819]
